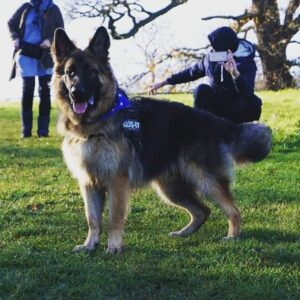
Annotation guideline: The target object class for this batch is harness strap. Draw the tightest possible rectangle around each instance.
[122,103,142,152]
[89,89,142,152]
[100,88,132,121]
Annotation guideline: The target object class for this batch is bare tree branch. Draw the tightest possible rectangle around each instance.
[283,8,300,38]
[295,14,300,30]
[126,52,175,86]
[287,58,300,67]
[66,0,189,39]
[284,0,300,25]
[202,10,257,22]
[171,47,207,60]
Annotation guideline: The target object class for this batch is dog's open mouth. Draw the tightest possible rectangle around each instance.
[72,102,88,114]
[71,96,94,115]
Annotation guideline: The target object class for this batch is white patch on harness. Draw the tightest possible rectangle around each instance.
[123,119,140,132]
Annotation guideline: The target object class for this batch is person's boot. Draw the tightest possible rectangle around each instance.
[37,115,50,137]
[21,111,33,138]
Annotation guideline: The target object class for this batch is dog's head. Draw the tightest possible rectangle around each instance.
[52,26,117,124]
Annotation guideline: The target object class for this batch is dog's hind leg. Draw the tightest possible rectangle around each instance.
[153,178,211,237]
[107,176,130,254]
[73,184,106,253]
[210,179,242,239]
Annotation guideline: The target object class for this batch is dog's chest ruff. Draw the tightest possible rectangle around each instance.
[62,91,143,183]
[62,136,125,183]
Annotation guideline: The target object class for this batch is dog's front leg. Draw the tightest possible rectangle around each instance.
[73,183,106,253]
[107,176,130,254]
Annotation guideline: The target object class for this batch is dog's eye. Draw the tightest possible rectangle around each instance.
[66,68,76,78]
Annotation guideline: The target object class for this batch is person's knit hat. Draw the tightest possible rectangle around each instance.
[208,26,239,53]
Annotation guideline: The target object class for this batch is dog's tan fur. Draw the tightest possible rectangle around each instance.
[52,27,271,253]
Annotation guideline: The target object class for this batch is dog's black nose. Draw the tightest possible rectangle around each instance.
[70,86,85,100]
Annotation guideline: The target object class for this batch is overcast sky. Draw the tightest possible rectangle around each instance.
[1,0,299,100]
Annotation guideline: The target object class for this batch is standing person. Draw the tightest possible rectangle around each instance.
[8,0,64,138]
[148,26,262,124]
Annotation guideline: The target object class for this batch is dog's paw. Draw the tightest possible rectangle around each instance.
[73,244,96,253]
[106,245,125,254]
[107,235,125,254]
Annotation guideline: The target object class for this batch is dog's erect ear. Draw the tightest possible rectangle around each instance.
[88,26,110,60]
[52,28,76,61]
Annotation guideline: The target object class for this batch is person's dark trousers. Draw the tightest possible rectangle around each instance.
[237,95,262,123]
[37,75,52,137]
[193,84,223,117]
[193,84,261,124]
[21,76,35,137]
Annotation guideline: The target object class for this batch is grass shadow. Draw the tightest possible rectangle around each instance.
[242,228,299,244]
[0,145,60,158]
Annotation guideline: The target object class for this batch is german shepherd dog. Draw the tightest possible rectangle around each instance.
[51,26,271,253]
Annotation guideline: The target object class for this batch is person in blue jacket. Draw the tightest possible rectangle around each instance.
[8,0,64,138]
[148,26,262,124]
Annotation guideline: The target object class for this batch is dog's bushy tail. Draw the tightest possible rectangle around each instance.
[232,122,272,164]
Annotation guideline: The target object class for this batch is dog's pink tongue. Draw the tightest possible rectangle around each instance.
[73,102,88,114]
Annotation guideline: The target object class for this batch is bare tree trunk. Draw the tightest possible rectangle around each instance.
[258,47,294,90]
[252,0,296,90]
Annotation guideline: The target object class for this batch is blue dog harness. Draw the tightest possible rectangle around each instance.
[91,88,142,151]
[100,89,133,121]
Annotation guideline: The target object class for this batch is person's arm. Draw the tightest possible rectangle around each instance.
[224,50,256,97]
[166,60,206,85]
[54,5,64,30]
[148,60,206,95]
[234,62,256,96]
[40,5,65,49]
[8,4,28,41]
[7,3,28,50]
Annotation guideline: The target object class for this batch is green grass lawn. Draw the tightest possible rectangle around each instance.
[0,89,299,299]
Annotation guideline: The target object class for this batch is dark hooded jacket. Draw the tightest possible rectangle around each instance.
[8,1,64,80]
[166,27,257,98]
